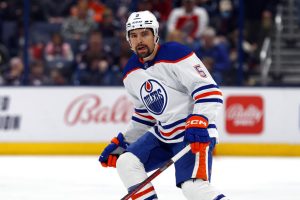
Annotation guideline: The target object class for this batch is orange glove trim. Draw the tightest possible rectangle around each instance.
[111,137,120,145]
[101,162,108,167]
[186,115,208,129]
[195,142,210,181]
[107,155,117,168]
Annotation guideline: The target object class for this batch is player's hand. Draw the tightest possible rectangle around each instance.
[99,133,129,168]
[184,114,210,154]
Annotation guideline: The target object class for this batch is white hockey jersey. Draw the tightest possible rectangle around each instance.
[122,42,223,144]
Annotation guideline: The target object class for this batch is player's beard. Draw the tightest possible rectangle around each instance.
[135,45,152,58]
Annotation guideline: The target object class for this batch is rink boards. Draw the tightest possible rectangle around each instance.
[0,87,300,156]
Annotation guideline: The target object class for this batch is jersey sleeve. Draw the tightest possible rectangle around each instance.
[172,51,223,124]
[123,88,157,143]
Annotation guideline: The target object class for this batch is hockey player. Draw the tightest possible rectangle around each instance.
[99,10,229,200]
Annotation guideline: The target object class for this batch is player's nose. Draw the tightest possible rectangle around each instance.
[136,34,145,43]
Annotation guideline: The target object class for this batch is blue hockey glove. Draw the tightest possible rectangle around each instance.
[99,133,129,168]
[184,114,210,154]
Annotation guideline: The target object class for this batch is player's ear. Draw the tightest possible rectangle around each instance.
[127,39,133,49]
[128,40,135,52]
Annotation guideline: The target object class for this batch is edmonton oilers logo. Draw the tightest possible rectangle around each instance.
[140,79,168,115]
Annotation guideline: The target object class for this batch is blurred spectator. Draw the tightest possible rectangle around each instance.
[228,29,259,85]
[148,0,173,40]
[98,8,121,39]
[0,43,9,66]
[166,29,185,44]
[195,27,231,85]
[110,65,124,86]
[0,20,23,58]
[42,0,74,24]
[151,0,172,22]
[97,8,122,60]
[196,0,219,17]
[49,68,68,85]
[28,0,48,22]
[130,0,172,21]
[118,34,132,64]
[0,1,23,22]
[28,60,50,86]
[238,0,278,85]
[244,0,278,45]
[115,4,131,31]
[213,0,238,37]
[0,44,9,85]
[2,57,24,85]
[167,0,209,44]
[30,41,45,61]
[0,1,286,86]
[61,0,97,53]
[88,0,107,23]
[136,0,153,12]
[76,31,112,66]
[0,44,6,84]
[75,31,115,85]
[44,32,74,71]
[110,34,132,86]
[0,0,46,22]
[75,57,115,85]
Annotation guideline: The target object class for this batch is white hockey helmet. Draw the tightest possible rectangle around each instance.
[126,10,159,42]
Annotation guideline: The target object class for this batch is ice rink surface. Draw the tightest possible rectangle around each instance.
[1,155,300,200]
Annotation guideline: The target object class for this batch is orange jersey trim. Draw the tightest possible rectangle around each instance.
[159,125,185,137]
[194,91,223,101]
[135,112,156,120]
[123,67,141,81]
[154,52,194,64]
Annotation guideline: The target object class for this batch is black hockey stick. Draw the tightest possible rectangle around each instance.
[120,145,191,200]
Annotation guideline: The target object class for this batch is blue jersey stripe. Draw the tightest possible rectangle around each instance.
[158,120,216,130]
[144,194,158,200]
[208,124,217,129]
[191,84,219,98]
[153,124,217,142]
[214,194,226,200]
[135,108,148,113]
[158,118,186,129]
[132,116,155,126]
[154,126,185,141]
[195,98,223,104]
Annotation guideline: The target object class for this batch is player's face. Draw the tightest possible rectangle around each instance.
[128,28,156,58]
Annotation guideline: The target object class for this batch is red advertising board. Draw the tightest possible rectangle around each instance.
[226,96,264,134]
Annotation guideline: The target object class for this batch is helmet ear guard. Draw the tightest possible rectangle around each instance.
[155,36,159,43]
[126,10,159,43]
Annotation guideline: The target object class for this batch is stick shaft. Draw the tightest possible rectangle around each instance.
[120,145,190,200]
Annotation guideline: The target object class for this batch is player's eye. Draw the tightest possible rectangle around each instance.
[141,31,150,37]
[129,34,137,38]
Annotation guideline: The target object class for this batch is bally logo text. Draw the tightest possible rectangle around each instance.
[225,96,264,134]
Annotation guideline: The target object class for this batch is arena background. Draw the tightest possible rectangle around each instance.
[1,1,300,200]
[0,0,299,157]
